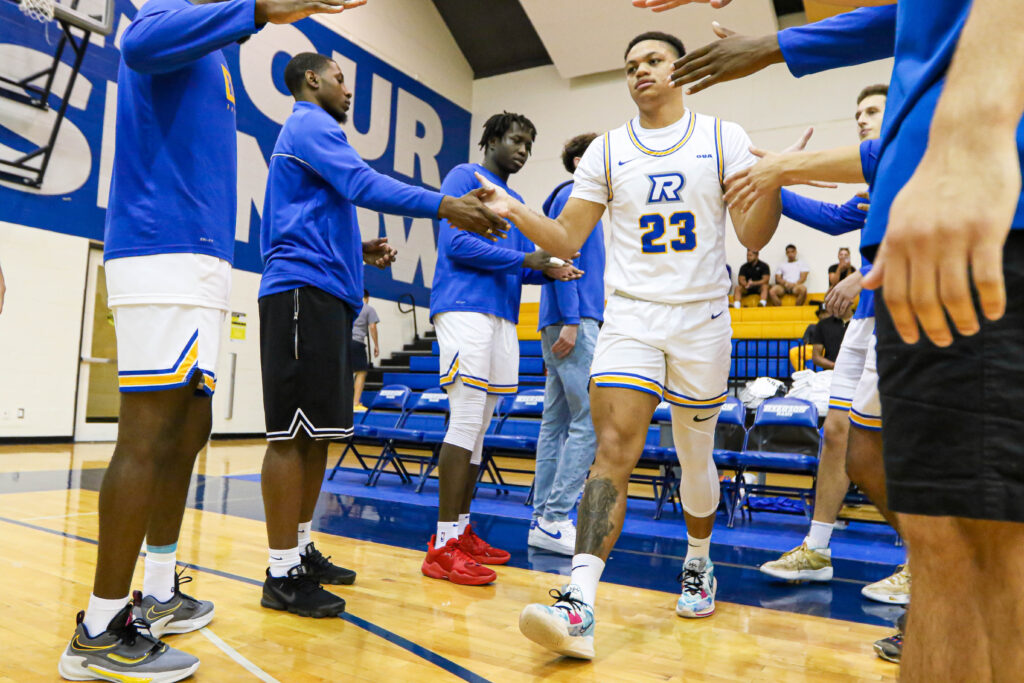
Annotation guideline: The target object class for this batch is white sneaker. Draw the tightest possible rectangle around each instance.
[528,519,576,555]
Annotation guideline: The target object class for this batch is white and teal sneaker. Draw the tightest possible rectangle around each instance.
[519,584,595,659]
[676,557,717,618]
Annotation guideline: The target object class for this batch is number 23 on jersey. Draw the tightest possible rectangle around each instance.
[638,212,696,254]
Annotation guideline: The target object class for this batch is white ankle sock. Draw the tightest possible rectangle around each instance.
[142,545,176,603]
[685,533,711,563]
[83,594,129,638]
[268,546,301,578]
[806,521,834,550]
[457,513,470,537]
[297,521,313,552]
[435,522,459,549]
[570,554,605,607]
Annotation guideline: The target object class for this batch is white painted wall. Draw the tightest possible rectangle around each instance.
[471,59,894,302]
[0,1,468,439]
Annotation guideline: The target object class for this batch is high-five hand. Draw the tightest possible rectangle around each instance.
[255,0,365,25]
[438,191,509,241]
[474,171,516,219]
[670,22,782,94]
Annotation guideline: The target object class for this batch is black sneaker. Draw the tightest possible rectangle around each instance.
[873,632,902,663]
[301,542,357,585]
[261,564,346,618]
[59,599,199,681]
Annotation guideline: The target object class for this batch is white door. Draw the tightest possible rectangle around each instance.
[74,246,119,441]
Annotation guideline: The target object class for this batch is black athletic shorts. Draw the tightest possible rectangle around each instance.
[351,341,369,373]
[875,230,1024,522]
[259,286,355,441]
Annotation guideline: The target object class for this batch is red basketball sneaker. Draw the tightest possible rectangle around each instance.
[421,536,497,585]
[459,524,511,565]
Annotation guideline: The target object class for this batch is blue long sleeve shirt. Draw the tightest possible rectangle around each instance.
[537,181,606,329]
[259,101,445,312]
[430,164,547,324]
[777,5,896,78]
[104,0,261,263]
[781,191,865,236]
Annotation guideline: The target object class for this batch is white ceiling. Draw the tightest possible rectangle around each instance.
[520,0,779,80]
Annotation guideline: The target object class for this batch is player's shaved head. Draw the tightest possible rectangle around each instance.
[284,52,334,97]
[625,31,685,61]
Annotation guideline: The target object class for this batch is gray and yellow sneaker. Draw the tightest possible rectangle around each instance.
[759,543,833,581]
[59,600,199,682]
[134,570,214,638]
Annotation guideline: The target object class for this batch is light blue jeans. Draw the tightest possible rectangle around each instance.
[532,318,599,522]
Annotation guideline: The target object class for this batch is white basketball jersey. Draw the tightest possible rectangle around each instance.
[571,110,756,305]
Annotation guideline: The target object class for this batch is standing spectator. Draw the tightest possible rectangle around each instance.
[736,248,770,307]
[352,289,379,412]
[806,303,847,370]
[828,247,855,290]
[769,244,809,305]
[529,133,606,556]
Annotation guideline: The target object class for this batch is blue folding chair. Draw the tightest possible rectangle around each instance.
[732,397,820,523]
[481,389,544,499]
[710,396,747,526]
[367,387,449,487]
[328,385,411,480]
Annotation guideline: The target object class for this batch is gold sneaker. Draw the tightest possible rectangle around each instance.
[862,565,911,604]
[759,543,833,581]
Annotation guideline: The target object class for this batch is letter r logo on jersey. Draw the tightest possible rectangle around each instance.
[647,173,685,203]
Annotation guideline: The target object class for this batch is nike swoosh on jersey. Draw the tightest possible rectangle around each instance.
[617,157,640,166]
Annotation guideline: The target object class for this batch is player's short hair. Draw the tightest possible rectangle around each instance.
[838,246,850,253]
[625,31,685,61]
[786,244,797,251]
[857,83,888,104]
[478,111,537,151]
[284,52,333,98]
[561,133,598,174]
[363,288,369,298]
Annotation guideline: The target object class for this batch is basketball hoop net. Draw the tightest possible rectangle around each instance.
[20,0,56,23]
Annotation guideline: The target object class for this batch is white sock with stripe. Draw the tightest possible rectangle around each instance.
[142,543,177,603]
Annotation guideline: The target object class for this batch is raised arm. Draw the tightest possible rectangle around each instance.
[864,0,1024,346]
[781,192,866,235]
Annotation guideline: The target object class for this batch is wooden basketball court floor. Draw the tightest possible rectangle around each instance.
[0,440,898,682]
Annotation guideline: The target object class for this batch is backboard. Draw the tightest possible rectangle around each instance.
[11,0,114,35]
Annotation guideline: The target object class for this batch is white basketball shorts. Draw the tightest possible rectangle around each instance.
[826,316,874,413]
[590,293,731,409]
[106,253,230,395]
[849,331,882,431]
[434,311,519,395]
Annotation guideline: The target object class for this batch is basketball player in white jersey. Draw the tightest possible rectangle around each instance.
[478,31,781,659]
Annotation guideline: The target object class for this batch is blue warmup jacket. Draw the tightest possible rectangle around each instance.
[862,0,1024,254]
[778,5,896,78]
[537,180,605,329]
[259,102,445,312]
[429,163,548,324]
[104,0,261,263]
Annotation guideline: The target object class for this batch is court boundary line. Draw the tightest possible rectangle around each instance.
[199,627,281,683]
[0,514,492,683]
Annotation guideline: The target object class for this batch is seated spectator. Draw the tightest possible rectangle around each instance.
[805,303,846,370]
[736,249,770,307]
[828,247,856,290]
[769,244,809,306]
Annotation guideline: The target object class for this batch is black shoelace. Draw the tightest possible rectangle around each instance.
[173,568,201,605]
[110,613,163,654]
[286,566,324,594]
[548,588,585,615]
[304,545,333,570]
[677,567,704,596]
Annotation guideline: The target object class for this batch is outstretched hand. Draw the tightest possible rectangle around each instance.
[362,237,397,269]
[474,171,516,220]
[669,22,782,94]
[255,0,365,25]
[824,269,863,318]
[544,264,584,282]
[632,0,733,11]
[439,190,509,241]
[724,128,833,212]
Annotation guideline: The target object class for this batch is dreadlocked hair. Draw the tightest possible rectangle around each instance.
[478,111,537,150]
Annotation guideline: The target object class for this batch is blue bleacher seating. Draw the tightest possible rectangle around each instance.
[329,385,411,478]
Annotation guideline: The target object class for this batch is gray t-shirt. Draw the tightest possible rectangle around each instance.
[352,304,380,344]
